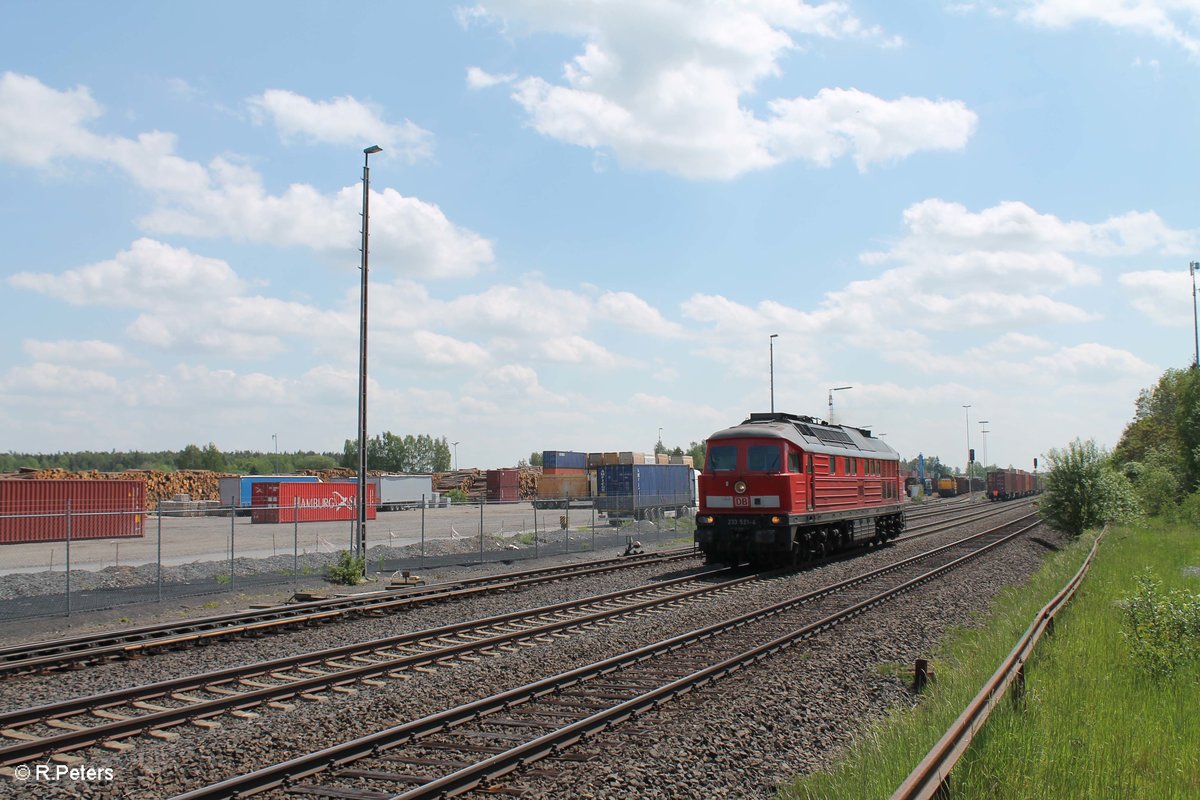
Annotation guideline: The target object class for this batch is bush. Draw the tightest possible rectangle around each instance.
[326,550,365,585]
[1120,571,1200,676]
[1040,438,1141,536]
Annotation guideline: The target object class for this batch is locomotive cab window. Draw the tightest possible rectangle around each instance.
[788,451,802,474]
[747,444,781,472]
[707,445,738,472]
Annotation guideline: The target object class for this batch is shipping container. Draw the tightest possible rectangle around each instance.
[668,455,695,468]
[593,464,695,521]
[219,475,320,510]
[534,474,591,509]
[587,452,605,468]
[0,479,145,544]
[486,468,521,502]
[655,453,669,464]
[542,467,586,476]
[250,482,377,524]
[542,450,587,470]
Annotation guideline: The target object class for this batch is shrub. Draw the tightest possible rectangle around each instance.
[326,550,365,585]
[1119,571,1200,676]
[1040,438,1141,536]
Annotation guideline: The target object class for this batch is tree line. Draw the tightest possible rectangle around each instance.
[1041,366,1200,535]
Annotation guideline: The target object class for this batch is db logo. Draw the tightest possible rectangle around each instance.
[12,765,30,781]
[733,496,750,507]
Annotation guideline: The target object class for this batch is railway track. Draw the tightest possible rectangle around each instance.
[169,512,1042,799]
[0,505,1033,770]
[0,500,1024,678]
[0,563,756,767]
[0,549,699,677]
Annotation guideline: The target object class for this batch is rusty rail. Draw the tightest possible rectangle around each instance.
[891,528,1107,800]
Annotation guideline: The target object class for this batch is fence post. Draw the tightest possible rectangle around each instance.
[479,501,484,564]
[293,498,299,593]
[229,506,235,592]
[157,500,163,603]
[420,498,425,567]
[65,499,72,617]
[564,505,570,555]
[533,505,539,559]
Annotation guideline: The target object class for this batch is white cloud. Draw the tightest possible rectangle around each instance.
[468,1,976,179]
[4,363,120,396]
[1119,268,1196,325]
[685,199,1197,362]
[247,89,434,161]
[1012,0,1200,58]
[595,291,686,336]
[21,339,142,367]
[466,67,515,89]
[9,238,243,307]
[0,73,494,279]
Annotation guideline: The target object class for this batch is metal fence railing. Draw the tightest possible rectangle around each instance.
[0,493,697,621]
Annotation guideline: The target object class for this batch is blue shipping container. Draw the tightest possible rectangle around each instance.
[219,475,320,508]
[594,464,694,518]
[542,450,587,470]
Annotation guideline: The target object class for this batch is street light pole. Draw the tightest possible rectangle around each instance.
[963,404,972,499]
[452,441,460,471]
[356,144,382,563]
[769,334,779,413]
[828,386,852,425]
[1190,261,1198,369]
[978,421,989,474]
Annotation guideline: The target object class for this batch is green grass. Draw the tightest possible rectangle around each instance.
[782,521,1200,800]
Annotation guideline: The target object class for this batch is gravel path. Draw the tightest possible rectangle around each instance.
[2,504,1057,800]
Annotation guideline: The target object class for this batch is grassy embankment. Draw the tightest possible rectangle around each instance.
[783,520,1200,800]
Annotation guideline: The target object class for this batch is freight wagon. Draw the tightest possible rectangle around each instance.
[593,463,695,524]
[219,475,320,512]
[986,468,1040,501]
[250,481,377,524]
[0,479,145,544]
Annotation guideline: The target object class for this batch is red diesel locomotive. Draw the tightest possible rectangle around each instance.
[695,412,906,566]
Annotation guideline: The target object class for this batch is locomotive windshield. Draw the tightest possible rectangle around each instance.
[747,444,781,472]
[707,445,737,472]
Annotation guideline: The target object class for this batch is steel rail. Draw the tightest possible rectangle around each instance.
[0,548,698,676]
[0,565,750,766]
[890,528,1106,800]
[170,515,1040,800]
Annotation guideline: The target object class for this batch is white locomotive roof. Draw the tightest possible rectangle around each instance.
[706,412,900,460]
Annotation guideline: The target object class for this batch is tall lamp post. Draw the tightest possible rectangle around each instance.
[978,421,989,474]
[1190,261,1198,368]
[452,441,460,471]
[272,433,279,473]
[962,404,972,499]
[828,385,852,425]
[356,144,382,562]
[769,334,779,413]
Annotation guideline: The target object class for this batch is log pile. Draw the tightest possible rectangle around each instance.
[2,468,233,508]
[433,469,484,500]
[517,468,539,500]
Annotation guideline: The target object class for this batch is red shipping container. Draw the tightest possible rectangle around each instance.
[0,479,145,544]
[250,482,377,524]
[486,469,520,502]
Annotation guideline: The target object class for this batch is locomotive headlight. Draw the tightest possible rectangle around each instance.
[771,516,781,525]
[734,480,747,494]
[698,515,714,525]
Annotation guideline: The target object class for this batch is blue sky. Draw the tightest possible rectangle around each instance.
[2,1,1197,472]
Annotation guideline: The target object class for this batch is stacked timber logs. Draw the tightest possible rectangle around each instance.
[517,468,539,500]
[434,469,484,501]
[2,468,232,508]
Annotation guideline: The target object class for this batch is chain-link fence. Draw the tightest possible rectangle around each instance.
[0,494,697,620]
